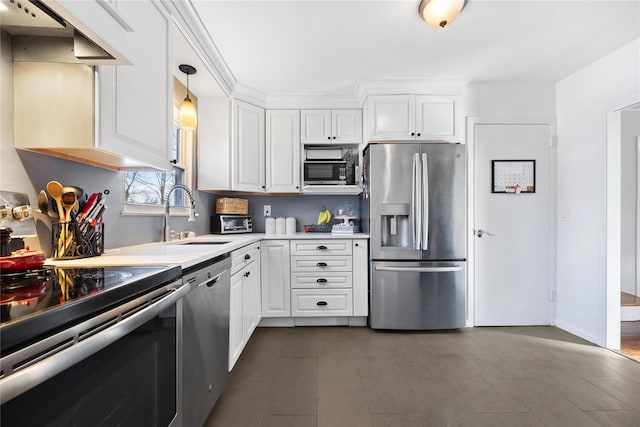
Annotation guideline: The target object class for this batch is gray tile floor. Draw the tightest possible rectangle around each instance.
[204,326,640,427]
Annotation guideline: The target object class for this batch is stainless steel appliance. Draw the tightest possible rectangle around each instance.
[304,146,347,185]
[182,254,231,427]
[0,264,185,426]
[362,142,466,330]
[211,214,253,234]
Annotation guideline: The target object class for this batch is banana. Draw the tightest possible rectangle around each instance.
[317,207,332,225]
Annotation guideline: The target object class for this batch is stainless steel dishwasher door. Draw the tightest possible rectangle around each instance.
[182,255,231,427]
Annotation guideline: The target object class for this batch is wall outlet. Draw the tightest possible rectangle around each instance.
[264,205,271,217]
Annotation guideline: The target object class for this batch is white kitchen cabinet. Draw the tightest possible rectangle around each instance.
[97,0,173,171]
[232,100,266,192]
[367,95,460,143]
[266,110,301,193]
[229,242,262,371]
[301,110,362,145]
[260,240,291,317]
[352,239,369,316]
[228,271,244,370]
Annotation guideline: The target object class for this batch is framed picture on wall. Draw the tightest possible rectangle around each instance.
[491,160,536,193]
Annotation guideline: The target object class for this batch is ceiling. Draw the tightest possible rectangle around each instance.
[190,0,640,96]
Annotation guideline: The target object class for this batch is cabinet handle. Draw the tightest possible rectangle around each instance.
[244,254,251,260]
[296,186,299,189]
[316,301,328,306]
[332,136,336,139]
[355,243,359,247]
[317,262,328,267]
[411,132,415,136]
[417,133,421,137]
[327,136,331,140]
[316,245,328,250]
[244,271,250,278]
[170,159,177,164]
[316,278,328,283]
[262,185,266,189]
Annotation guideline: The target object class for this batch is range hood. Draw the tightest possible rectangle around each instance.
[0,0,115,63]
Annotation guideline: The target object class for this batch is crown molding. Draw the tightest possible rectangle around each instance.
[231,83,267,109]
[167,0,237,97]
[264,93,361,110]
[356,78,466,104]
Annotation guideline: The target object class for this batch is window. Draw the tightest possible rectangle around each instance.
[123,77,196,215]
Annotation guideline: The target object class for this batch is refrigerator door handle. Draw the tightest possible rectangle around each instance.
[421,152,429,251]
[374,265,463,273]
[412,153,422,250]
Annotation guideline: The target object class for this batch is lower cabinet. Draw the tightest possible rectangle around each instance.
[260,240,291,317]
[229,242,261,371]
[261,238,368,321]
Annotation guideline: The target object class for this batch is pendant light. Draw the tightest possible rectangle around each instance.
[178,64,197,131]
[419,0,465,29]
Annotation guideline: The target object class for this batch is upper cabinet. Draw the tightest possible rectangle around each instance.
[367,95,460,143]
[266,110,301,193]
[232,100,266,192]
[97,0,173,171]
[301,110,362,145]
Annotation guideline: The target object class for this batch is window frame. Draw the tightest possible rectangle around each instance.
[122,106,195,217]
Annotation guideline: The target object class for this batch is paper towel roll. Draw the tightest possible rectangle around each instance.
[265,217,276,235]
[286,217,296,235]
[275,217,286,235]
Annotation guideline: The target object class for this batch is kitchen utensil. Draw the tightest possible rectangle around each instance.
[63,186,86,211]
[37,190,49,216]
[61,191,77,222]
[46,181,65,223]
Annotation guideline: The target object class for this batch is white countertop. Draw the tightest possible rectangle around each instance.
[46,233,369,269]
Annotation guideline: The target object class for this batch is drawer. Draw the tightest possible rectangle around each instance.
[290,240,352,256]
[291,255,352,272]
[291,289,353,316]
[231,242,259,276]
[291,272,353,289]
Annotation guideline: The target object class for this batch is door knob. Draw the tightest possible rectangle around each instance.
[476,229,495,238]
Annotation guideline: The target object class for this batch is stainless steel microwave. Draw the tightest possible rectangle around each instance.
[211,215,253,234]
[303,161,347,185]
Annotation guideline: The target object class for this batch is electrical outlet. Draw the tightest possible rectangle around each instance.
[264,205,271,217]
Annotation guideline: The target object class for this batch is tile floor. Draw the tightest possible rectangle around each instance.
[205,326,640,427]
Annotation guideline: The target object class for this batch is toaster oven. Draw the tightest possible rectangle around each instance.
[211,215,252,234]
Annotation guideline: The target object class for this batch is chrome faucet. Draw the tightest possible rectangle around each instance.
[164,184,197,242]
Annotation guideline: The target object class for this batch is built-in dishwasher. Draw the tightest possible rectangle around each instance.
[181,253,231,427]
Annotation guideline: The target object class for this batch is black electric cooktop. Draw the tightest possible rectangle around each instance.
[0,264,181,354]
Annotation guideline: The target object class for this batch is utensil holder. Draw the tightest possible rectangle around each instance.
[51,222,104,260]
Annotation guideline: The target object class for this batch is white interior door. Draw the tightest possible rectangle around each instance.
[474,124,551,326]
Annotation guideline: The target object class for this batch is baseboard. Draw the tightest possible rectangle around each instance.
[258,316,369,327]
[555,318,603,346]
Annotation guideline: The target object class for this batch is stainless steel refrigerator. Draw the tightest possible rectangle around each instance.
[362,142,466,330]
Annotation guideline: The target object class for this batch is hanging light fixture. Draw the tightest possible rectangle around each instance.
[419,0,465,29]
[178,64,197,131]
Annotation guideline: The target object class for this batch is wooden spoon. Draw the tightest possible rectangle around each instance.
[46,181,65,222]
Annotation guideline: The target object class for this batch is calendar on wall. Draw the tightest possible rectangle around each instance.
[491,160,536,193]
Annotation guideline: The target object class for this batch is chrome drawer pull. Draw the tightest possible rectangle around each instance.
[316,278,328,283]
[316,301,328,306]
[316,262,328,267]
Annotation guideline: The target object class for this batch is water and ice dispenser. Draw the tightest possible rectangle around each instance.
[379,204,411,248]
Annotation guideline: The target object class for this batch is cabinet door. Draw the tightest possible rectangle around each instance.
[415,95,459,142]
[242,261,261,340]
[266,110,301,193]
[332,110,362,144]
[301,110,331,144]
[233,100,265,192]
[98,0,172,170]
[352,239,369,316]
[261,240,291,317]
[367,95,416,141]
[229,272,245,371]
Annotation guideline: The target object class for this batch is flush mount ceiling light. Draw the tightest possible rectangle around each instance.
[178,64,197,131]
[419,0,466,29]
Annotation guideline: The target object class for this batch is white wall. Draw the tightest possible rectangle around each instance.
[556,38,640,346]
[464,81,556,121]
[621,110,640,296]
